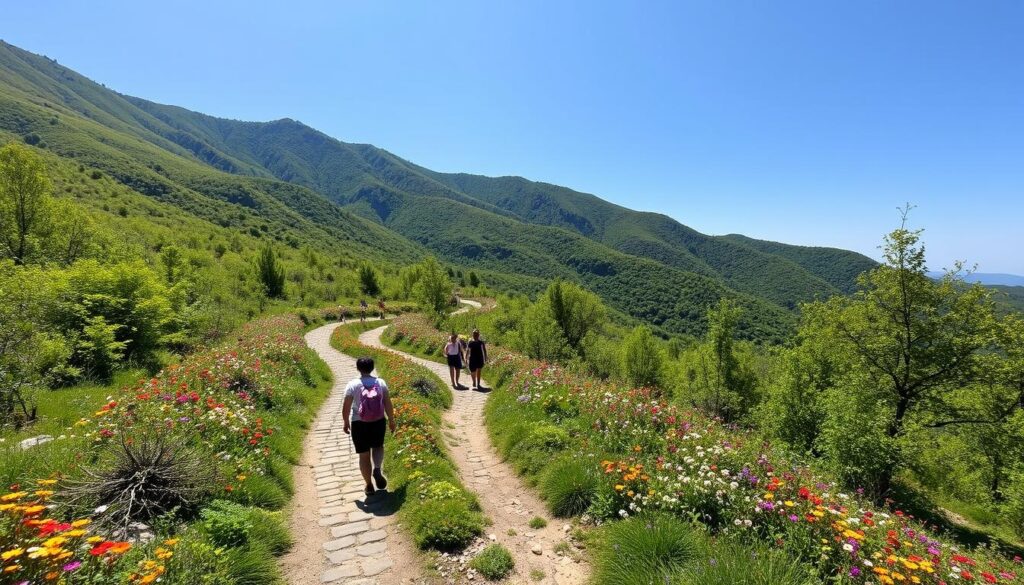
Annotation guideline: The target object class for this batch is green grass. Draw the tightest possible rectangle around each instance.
[469,544,515,581]
[539,458,599,517]
[528,516,547,529]
[592,514,703,585]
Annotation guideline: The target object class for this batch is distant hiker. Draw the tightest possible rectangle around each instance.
[444,333,466,389]
[343,357,396,497]
[467,329,488,390]
[378,298,387,319]
[360,299,368,322]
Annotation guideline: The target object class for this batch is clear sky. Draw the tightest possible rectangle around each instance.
[4,1,1022,272]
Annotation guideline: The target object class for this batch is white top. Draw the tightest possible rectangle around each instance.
[444,341,461,356]
[344,375,389,422]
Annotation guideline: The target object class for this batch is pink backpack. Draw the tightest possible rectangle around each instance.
[358,382,385,421]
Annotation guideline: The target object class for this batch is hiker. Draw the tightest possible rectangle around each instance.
[359,299,368,322]
[444,333,466,389]
[467,329,488,390]
[378,298,387,319]
[342,357,397,497]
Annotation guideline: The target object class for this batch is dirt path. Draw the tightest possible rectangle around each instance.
[360,325,589,585]
[280,322,425,585]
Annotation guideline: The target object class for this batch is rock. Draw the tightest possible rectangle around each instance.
[488,533,496,541]
[18,435,53,450]
[562,523,571,533]
[532,544,543,555]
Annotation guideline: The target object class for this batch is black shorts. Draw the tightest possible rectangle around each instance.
[446,354,462,368]
[469,357,484,371]
[350,418,386,453]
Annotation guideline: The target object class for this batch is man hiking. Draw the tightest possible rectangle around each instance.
[342,357,397,497]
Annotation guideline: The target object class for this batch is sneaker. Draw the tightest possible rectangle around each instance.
[364,484,375,497]
[373,468,388,490]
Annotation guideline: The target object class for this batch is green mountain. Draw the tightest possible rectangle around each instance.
[0,40,878,340]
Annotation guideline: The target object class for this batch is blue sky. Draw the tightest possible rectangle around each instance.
[4,1,1023,272]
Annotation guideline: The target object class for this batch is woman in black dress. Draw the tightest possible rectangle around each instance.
[467,329,487,390]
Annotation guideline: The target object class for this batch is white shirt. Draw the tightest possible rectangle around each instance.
[445,342,461,356]
[344,375,389,422]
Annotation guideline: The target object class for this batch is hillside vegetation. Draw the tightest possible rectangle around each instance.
[0,39,879,341]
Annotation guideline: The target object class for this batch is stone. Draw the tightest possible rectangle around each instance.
[323,536,355,551]
[331,521,370,538]
[362,557,393,576]
[356,541,387,557]
[321,563,360,582]
[358,529,387,544]
[18,435,53,450]
[532,544,543,555]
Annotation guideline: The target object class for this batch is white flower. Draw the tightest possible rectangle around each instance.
[618,509,629,518]
[95,505,109,513]
[734,519,742,526]
[842,543,854,552]
[729,482,739,490]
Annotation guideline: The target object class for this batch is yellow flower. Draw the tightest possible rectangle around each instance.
[34,490,54,498]
[0,492,27,502]
[2,565,19,573]
[163,538,179,546]
[36,479,57,486]
[43,537,67,548]
[86,536,103,544]
[71,519,91,528]
[1,548,24,560]
[763,493,774,500]
[614,484,624,491]
[784,500,794,507]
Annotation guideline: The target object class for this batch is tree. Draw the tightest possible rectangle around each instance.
[0,143,52,265]
[468,271,480,287]
[544,280,606,351]
[801,217,999,495]
[160,246,183,284]
[621,326,663,388]
[412,256,453,317]
[358,262,381,297]
[256,244,286,299]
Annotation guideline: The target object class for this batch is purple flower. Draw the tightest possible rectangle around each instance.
[788,514,799,522]
[63,560,82,572]
[849,567,861,577]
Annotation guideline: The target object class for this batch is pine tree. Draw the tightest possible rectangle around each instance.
[257,244,286,298]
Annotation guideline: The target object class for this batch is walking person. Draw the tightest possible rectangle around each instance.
[467,329,488,390]
[444,333,466,389]
[342,357,397,497]
[359,299,368,323]
[378,298,387,319]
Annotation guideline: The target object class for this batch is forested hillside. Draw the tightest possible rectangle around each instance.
[0,39,878,340]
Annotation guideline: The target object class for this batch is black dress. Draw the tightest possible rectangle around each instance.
[467,339,486,371]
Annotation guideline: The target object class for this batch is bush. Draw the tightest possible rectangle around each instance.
[678,541,814,585]
[528,516,547,529]
[201,500,253,547]
[408,499,483,550]
[469,544,515,581]
[540,458,598,517]
[594,514,702,585]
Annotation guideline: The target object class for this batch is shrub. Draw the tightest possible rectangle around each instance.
[524,424,569,450]
[540,458,598,517]
[201,500,253,547]
[528,516,547,529]
[594,514,702,585]
[62,433,217,532]
[420,480,465,502]
[679,541,814,585]
[408,498,483,550]
[469,544,515,581]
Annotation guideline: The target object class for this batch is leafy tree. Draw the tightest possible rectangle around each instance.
[518,301,572,361]
[620,325,663,388]
[0,263,49,423]
[412,256,453,317]
[468,271,480,287]
[544,280,607,351]
[676,299,758,422]
[358,262,381,297]
[256,244,286,299]
[800,219,1000,495]
[161,245,183,284]
[77,315,125,380]
[0,143,52,264]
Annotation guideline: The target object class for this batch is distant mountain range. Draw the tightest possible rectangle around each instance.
[0,40,879,340]
[927,272,1024,287]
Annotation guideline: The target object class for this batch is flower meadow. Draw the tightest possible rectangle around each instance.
[385,313,1023,585]
[330,322,486,550]
[0,314,331,584]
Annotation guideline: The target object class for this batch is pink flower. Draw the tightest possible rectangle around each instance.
[63,560,82,571]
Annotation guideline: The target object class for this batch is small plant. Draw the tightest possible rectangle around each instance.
[593,514,702,585]
[62,433,217,533]
[680,541,815,585]
[420,480,465,502]
[540,458,597,517]
[408,499,483,550]
[469,544,515,581]
[529,568,545,581]
[507,528,517,536]
[528,516,547,529]
[201,500,253,547]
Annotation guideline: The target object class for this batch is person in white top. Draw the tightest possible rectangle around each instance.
[342,356,397,497]
[444,333,467,389]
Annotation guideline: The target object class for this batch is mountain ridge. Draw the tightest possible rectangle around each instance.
[0,39,878,340]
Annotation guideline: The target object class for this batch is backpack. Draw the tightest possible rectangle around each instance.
[358,381,385,422]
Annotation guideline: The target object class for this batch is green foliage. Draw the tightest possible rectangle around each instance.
[358,262,381,296]
[0,142,51,264]
[412,256,453,317]
[540,458,598,517]
[679,541,816,585]
[593,514,702,585]
[469,544,515,581]
[257,243,286,299]
[620,325,663,388]
[77,315,125,380]
[201,500,254,548]
[545,280,607,350]
[528,516,547,529]
[408,498,483,550]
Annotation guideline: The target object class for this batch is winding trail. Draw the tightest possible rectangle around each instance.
[280,320,423,585]
[359,316,589,585]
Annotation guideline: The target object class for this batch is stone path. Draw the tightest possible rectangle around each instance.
[280,323,403,585]
[359,324,589,585]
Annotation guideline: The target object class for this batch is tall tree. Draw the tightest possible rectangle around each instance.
[256,244,286,299]
[678,299,757,421]
[802,216,998,495]
[0,143,52,265]
[413,256,453,317]
[358,262,381,296]
[544,280,606,351]
[621,325,663,388]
